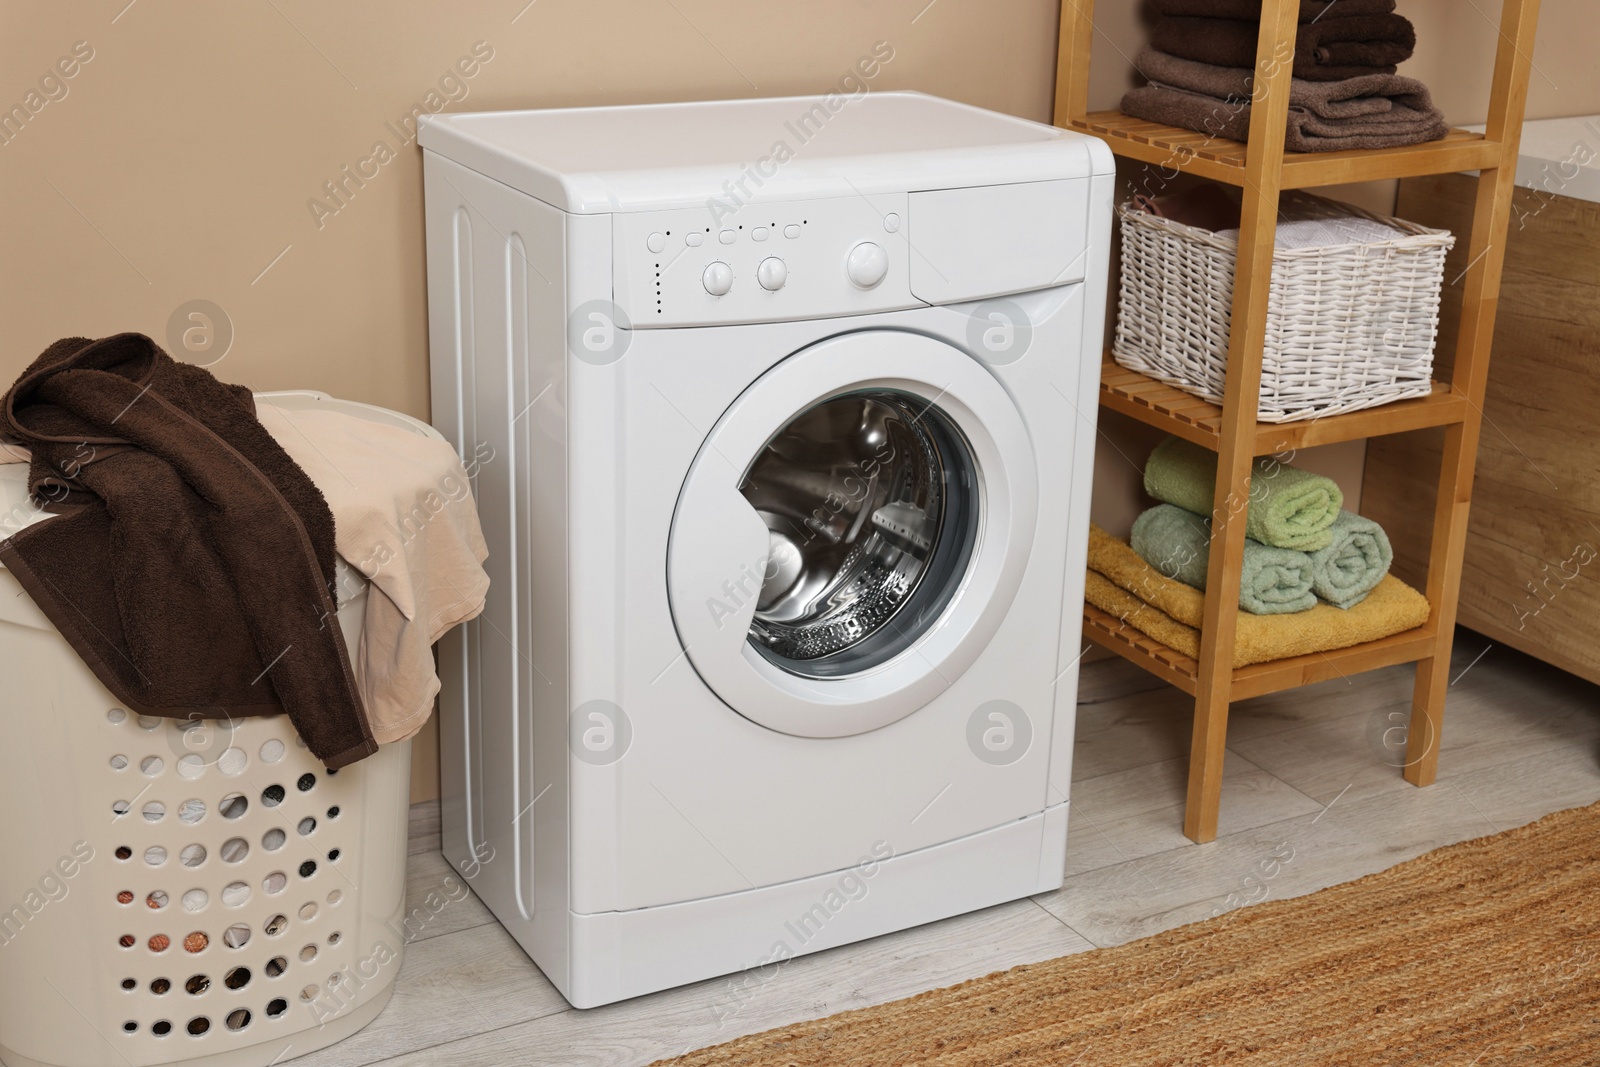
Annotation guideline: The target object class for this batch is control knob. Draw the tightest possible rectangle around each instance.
[845,242,889,289]
[756,257,788,291]
[702,261,734,297]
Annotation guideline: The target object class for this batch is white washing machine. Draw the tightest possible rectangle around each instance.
[418,92,1114,1008]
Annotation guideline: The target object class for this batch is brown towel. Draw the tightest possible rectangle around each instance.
[1149,0,1396,21]
[1150,14,1415,80]
[1136,47,1439,120]
[1122,82,1449,151]
[0,334,376,768]
[1123,46,1447,151]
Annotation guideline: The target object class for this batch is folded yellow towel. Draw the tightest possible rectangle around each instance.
[1086,523,1431,668]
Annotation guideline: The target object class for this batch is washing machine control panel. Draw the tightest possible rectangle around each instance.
[612,194,923,328]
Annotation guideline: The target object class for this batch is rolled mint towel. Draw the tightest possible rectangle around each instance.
[1132,504,1317,614]
[1309,511,1393,609]
[1144,437,1344,551]
[1149,0,1397,20]
[1150,15,1416,81]
[1122,84,1451,152]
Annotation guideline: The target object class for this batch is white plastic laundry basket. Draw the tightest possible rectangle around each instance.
[0,392,430,1067]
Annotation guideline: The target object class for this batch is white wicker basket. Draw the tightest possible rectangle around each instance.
[1112,190,1456,423]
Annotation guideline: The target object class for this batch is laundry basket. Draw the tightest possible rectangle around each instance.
[0,392,428,1067]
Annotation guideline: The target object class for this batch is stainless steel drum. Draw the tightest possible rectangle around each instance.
[739,390,979,678]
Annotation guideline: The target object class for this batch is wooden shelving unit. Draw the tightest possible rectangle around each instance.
[1055,0,1542,843]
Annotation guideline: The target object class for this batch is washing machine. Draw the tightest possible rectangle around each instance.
[418,91,1114,1008]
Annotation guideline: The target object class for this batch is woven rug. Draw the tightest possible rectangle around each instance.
[654,801,1600,1066]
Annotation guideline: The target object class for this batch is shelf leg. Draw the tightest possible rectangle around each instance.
[1053,0,1095,128]
[1404,423,1477,785]
[1403,0,1541,787]
[1405,654,1448,787]
[1180,0,1298,844]
[1185,639,1238,842]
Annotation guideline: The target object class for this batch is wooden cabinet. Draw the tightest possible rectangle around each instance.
[1364,169,1600,685]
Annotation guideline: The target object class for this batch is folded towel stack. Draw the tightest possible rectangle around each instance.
[1130,436,1394,613]
[1121,0,1449,153]
[1085,524,1430,667]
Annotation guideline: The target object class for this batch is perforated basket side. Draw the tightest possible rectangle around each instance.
[0,594,411,1067]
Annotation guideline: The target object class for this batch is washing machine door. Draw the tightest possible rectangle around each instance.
[667,329,1038,737]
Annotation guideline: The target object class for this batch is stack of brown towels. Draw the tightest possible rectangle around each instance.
[1122,0,1450,152]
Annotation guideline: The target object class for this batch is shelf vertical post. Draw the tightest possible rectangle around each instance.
[1183,0,1299,844]
[1403,0,1542,784]
[1053,0,1096,128]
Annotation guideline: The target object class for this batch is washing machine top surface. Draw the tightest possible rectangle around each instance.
[417,91,1108,212]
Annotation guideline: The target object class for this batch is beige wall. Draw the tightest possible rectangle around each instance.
[3,2,1595,802]
[0,0,1061,412]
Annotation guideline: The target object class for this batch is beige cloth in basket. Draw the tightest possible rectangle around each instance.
[258,405,489,745]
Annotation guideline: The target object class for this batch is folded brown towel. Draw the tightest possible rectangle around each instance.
[1150,0,1396,21]
[0,334,376,768]
[1125,45,1448,150]
[1150,14,1415,80]
[1136,47,1438,120]
[1123,82,1449,151]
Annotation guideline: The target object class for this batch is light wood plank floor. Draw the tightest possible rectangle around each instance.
[301,632,1600,1067]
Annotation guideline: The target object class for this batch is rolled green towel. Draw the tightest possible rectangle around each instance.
[1131,504,1317,615]
[1143,437,1344,551]
[1309,511,1394,609]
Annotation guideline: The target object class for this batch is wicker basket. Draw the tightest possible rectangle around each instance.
[1112,190,1456,423]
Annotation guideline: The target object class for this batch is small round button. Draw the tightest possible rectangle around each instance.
[702,261,734,297]
[752,226,769,242]
[718,229,737,245]
[646,232,666,253]
[845,242,889,290]
[783,224,801,239]
[883,213,901,233]
[756,257,787,291]
[685,231,704,247]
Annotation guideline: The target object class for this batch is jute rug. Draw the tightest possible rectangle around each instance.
[655,801,1600,1066]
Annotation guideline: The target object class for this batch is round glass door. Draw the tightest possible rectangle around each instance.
[739,391,978,678]
[666,328,1037,738]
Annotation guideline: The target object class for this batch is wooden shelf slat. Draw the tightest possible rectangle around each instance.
[1097,360,1471,454]
[1081,603,1199,695]
[1230,626,1439,700]
[1068,112,1503,190]
[1081,602,1439,702]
